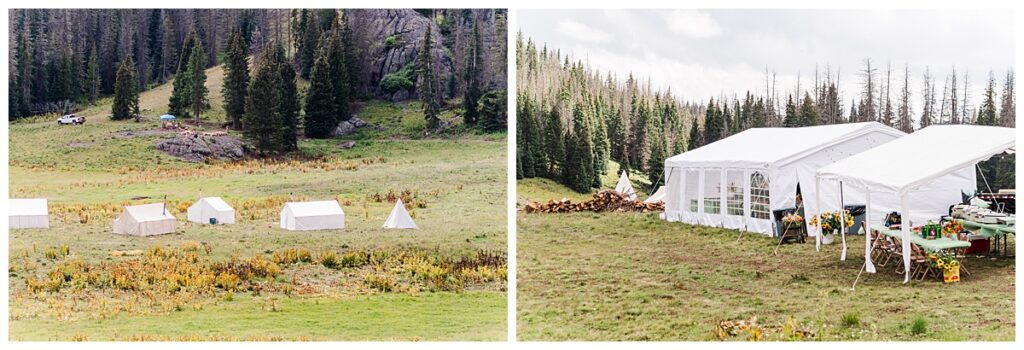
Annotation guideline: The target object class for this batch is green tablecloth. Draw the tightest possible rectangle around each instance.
[953,219,1015,238]
[872,226,971,253]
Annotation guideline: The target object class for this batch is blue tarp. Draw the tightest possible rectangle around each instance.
[159,114,176,121]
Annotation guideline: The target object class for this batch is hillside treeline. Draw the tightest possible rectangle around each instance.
[8,9,508,136]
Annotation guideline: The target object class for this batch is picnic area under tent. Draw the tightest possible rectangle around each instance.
[187,197,235,225]
[662,122,910,236]
[280,200,346,231]
[615,171,637,200]
[113,203,176,236]
[814,124,1015,283]
[9,198,49,229]
[644,186,666,203]
[383,199,418,229]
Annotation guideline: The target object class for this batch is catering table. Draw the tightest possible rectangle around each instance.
[949,218,1015,256]
[872,226,971,253]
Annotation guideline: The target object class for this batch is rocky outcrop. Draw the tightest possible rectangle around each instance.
[155,133,245,162]
[348,9,452,100]
[331,116,381,137]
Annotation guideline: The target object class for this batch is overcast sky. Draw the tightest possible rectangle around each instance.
[519,9,1014,118]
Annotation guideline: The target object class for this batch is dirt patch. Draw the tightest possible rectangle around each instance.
[155,133,246,162]
[67,142,95,148]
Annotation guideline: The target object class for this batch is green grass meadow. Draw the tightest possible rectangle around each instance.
[8,64,507,341]
[516,179,1015,341]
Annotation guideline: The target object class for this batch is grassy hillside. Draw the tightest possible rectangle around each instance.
[8,65,507,341]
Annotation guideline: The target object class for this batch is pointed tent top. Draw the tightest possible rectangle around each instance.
[383,198,418,229]
[615,171,637,200]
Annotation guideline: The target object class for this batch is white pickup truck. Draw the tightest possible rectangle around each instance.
[57,114,86,125]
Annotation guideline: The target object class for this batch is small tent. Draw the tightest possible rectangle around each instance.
[662,122,908,235]
[383,199,418,229]
[280,200,345,231]
[644,186,666,203]
[187,197,235,225]
[615,171,637,200]
[9,198,49,229]
[113,203,176,236]
[815,125,1014,282]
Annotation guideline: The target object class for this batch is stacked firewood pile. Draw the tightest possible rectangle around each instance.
[524,190,664,213]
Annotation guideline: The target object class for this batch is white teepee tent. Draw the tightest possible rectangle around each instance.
[615,171,637,200]
[383,199,418,229]
[644,186,666,203]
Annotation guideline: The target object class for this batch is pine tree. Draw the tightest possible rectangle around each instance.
[186,37,209,122]
[304,41,337,138]
[687,116,702,151]
[327,27,350,122]
[564,103,594,193]
[783,95,797,127]
[168,31,198,117]
[417,25,441,130]
[160,15,176,84]
[544,107,565,178]
[340,11,360,97]
[999,70,1015,127]
[299,10,320,79]
[222,30,250,129]
[976,72,998,126]
[463,19,484,126]
[243,47,285,154]
[517,94,536,178]
[275,42,300,151]
[647,112,666,189]
[797,92,820,126]
[703,99,723,144]
[478,89,508,133]
[111,57,139,121]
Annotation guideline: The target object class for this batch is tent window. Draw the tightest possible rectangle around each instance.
[704,169,721,214]
[685,169,700,212]
[726,170,744,216]
[750,172,770,219]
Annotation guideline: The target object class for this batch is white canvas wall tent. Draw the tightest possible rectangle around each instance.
[383,199,418,229]
[113,203,177,236]
[815,125,1014,283]
[662,122,909,236]
[9,198,49,229]
[187,197,235,225]
[279,200,346,231]
[615,171,638,200]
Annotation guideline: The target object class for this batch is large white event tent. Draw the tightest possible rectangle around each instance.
[815,125,1015,283]
[279,200,346,231]
[662,122,906,235]
[9,198,49,229]
[187,197,236,225]
[113,203,177,236]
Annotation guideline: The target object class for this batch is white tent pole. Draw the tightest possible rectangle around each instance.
[839,181,847,261]
[900,195,912,284]
[814,176,822,252]
[864,188,876,274]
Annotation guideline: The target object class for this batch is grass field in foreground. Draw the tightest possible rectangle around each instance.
[8,63,507,340]
[10,292,506,341]
[516,180,1015,341]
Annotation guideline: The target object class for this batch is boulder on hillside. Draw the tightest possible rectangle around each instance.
[155,133,245,162]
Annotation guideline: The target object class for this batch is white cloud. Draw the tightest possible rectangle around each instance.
[556,19,612,43]
[664,10,722,38]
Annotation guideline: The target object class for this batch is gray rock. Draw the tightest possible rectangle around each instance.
[339,140,356,149]
[332,121,358,137]
[155,134,245,162]
[389,89,410,102]
[350,117,367,128]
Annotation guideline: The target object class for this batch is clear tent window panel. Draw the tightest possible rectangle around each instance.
[750,172,770,219]
[726,170,744,216]
[685,169,700,212]
[704,169,721,214]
